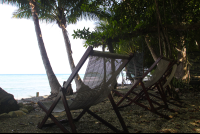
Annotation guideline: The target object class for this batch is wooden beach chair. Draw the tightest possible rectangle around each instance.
[112,56,179,119]
[37,46,133,133]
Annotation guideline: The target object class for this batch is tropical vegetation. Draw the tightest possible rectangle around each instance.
[1,0,200,93]
[1,0,106,93]
[72,0,200,85]
[1,0,62,95]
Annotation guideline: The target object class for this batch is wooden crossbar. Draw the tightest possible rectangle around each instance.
[91,50,130,59]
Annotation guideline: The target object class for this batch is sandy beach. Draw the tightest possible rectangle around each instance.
[16,84,131,104]
[16,95,50,103]
[1,88,200,133]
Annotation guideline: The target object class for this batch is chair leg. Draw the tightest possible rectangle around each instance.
[84,93,128,133]
[108,94,129,133]
[140,82,155,112]
[166,85,172,96]
[37,113,49,129]
[61,91,77,133]
[37,101,70,133]
[37,101,58,129]
[156,82,168,108]
[75,108,88,121]
[45,113,71,133]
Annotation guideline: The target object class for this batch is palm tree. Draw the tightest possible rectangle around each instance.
[28,0,110,91]
[2,0,61,95]
[7,0,110,92]
[29,0,61,95]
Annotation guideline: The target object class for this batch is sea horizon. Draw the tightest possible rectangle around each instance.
[0,74,85,100]
[0,73,126,100]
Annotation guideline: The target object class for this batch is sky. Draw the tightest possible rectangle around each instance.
[0,4,102,74]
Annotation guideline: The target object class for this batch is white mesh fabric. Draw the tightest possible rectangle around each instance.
[68,56,127,110]
[113,58,172,109]
[142,59,170,88]
[117,59,170,92]
[163,64,177,88]
[127,53,144,79]
[42,55,127,112]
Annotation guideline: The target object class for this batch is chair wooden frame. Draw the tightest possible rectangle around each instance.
[112,56,181,119]
[37,46,133,133]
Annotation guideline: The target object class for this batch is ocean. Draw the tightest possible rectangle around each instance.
[0,74,125,100]
[0,74,83,100]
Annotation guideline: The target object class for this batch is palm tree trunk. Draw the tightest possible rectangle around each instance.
[145,36,158,61]
[29,0,61,95]
[154,0,171,58]
[157,19,162,55]
[61,25,83,91]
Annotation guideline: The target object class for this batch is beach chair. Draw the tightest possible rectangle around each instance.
[126,52,144,83]
[112,56,179,119]
[37,46,133,133]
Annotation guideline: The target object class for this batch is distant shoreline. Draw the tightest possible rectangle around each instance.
[2,74,128,101]
[16,95,50,103]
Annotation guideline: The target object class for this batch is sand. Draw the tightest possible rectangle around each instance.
[0,88,200,133]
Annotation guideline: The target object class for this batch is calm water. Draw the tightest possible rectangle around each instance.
[0,74,84,100]
[0,74,125,100]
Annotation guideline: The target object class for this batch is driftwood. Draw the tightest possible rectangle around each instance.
[0,87,19,114]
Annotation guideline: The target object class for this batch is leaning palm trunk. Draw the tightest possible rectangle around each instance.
[29,0,61,95]
[61,24,83,91]
[145,36,158,62]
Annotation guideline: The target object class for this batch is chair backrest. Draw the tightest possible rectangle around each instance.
[124,56,173,91]
[126,52,144,80]
[66,48,133,110]
[163,64,177,88]
[143,58,170,88]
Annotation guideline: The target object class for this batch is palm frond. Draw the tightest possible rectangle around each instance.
[12,5,32,19]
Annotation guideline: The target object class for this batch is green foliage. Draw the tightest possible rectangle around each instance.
[3,0,200,75]
[73,0,200,56]
[168,77,193,99]
[171,77,191,90]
